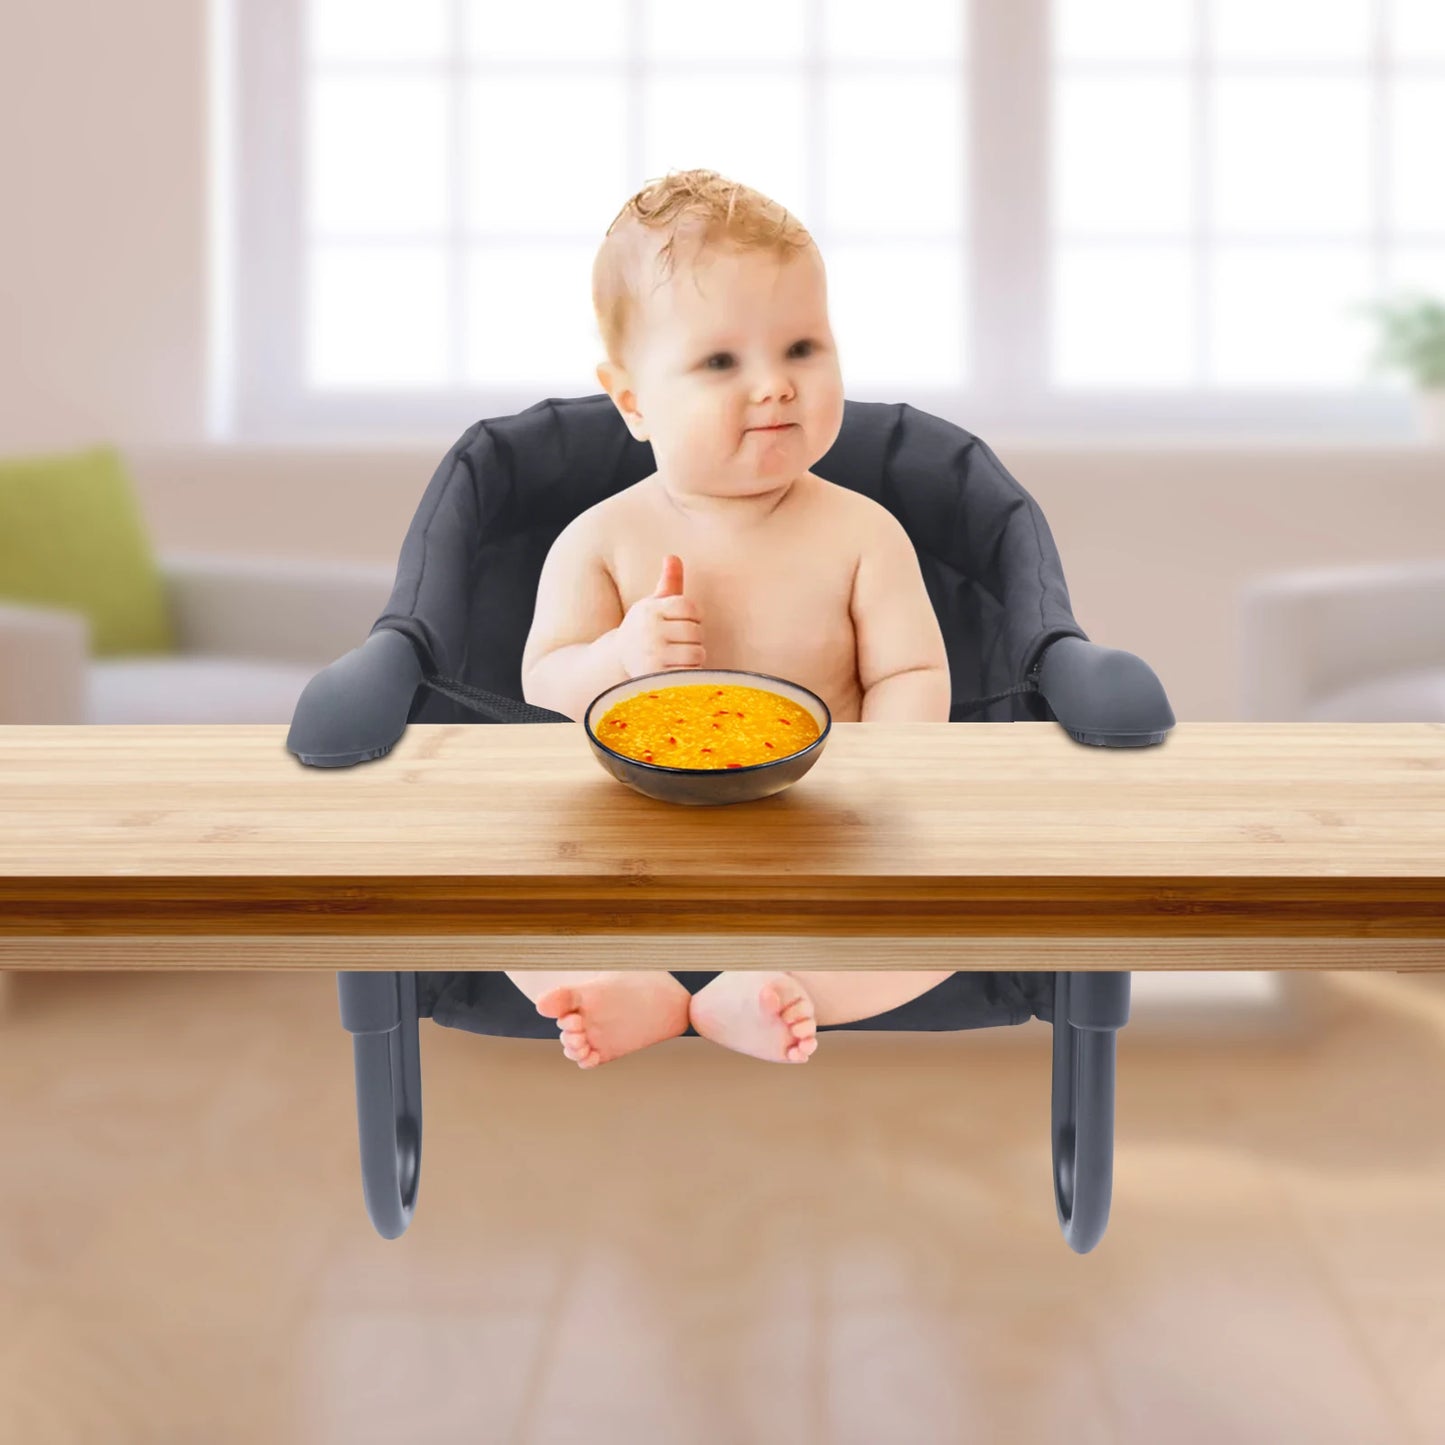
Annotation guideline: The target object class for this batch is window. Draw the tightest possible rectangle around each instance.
[223,0,1444,441]
[1047,0,1445,437]
[227,0,965,439]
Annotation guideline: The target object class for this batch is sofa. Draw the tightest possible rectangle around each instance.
[1239,559,1445,722]
[0,551,395,725]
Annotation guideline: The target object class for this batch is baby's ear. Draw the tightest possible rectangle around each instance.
[598,361,648,441]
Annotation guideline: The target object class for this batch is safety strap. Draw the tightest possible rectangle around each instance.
[418,671,1042,726]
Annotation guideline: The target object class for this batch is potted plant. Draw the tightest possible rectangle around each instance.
[1359,290,1445,443]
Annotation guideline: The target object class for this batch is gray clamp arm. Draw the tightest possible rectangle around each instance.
[338,972,423,1240]
[287,628,424,768]
[1052,971,1132,1254]
[1036,636,1175,748]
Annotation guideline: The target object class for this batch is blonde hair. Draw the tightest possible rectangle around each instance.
[592,169,814,364]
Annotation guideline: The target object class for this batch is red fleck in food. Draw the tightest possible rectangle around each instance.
[778,718,790,725]
[726,762,742,769]
[765,742,774,748]
[668,736,676,744]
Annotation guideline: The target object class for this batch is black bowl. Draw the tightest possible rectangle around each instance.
[584,668,833,806]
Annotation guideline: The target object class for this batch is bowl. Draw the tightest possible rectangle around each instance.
[583,668,833,806]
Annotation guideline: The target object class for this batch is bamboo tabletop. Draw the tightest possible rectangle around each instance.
[0,722,1440,972]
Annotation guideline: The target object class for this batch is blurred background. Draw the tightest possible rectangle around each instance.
[1,2,1443,1442]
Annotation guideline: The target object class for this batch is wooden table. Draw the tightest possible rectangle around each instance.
[1,722,1441,973]
[6,720,1436,1249]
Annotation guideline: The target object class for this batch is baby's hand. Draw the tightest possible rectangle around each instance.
[618,554,705,676]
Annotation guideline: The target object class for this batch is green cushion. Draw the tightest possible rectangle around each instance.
[0,446,175,656]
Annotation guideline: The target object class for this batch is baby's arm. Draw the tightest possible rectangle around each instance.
[849,504,952,722]
[521,513,627,722]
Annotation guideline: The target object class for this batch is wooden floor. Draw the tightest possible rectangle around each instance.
[2,968,1445,1445]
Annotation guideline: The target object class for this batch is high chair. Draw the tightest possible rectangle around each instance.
[287,395,1176,1250]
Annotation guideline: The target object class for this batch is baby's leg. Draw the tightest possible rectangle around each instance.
[506,969,691,1069]
[505,969,605,1007]
[788,969,955,1027]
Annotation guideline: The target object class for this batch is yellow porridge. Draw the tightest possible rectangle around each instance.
[596,683,821,769]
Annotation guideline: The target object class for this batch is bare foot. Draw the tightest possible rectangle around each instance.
[534,971,691,1069]
[688,971,818,1064]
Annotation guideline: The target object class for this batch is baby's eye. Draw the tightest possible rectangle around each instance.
[789,340,816,358]
[703,352,735,371]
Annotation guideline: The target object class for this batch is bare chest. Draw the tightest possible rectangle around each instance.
[606,480,864,720]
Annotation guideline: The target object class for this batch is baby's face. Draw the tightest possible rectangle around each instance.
[604,241,845,501]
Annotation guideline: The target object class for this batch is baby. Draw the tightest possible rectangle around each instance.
[517,169,953,1069]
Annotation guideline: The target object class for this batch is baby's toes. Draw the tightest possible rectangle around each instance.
[777,990,813,1020]
[761,982,811,1018]
[782,999,815,1027]
[787,1036,818,1063]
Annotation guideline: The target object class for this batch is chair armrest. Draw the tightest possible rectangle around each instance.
[158,551,396,664]
[287,627,424,768]
[0,602,88,724]
[1036,636,1175,747]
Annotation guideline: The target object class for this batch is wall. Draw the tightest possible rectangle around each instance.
[0,0,207,450]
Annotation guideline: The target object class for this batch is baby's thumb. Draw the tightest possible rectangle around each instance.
[653,554,684,598]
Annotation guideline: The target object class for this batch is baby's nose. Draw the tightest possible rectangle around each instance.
[749,370,795,403]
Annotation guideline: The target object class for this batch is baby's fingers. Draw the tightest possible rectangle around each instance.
[663,644,706,669]
[661,618,704,646]
[658,595,702,623]
[660,621,702,668]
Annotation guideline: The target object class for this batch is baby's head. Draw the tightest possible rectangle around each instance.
[592,170,844,506]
